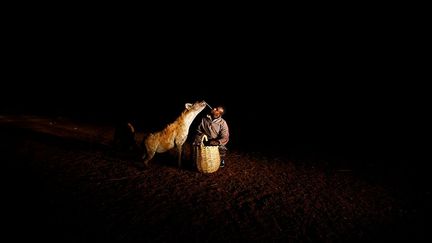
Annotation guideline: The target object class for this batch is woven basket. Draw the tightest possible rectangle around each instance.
[194,135,220,173]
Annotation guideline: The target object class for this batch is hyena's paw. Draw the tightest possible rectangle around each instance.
[143,160,150,168]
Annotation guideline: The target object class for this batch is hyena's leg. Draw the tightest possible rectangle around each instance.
[143,141,157,167]
[143,150,155,167]
[176,143,183,168]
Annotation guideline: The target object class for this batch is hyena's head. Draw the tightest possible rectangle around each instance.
[181,101,207,125]
[184,100,207,115]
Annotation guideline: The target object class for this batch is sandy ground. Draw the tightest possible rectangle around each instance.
[1,115,430,242]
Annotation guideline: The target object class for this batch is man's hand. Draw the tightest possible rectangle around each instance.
[209,140,220,146]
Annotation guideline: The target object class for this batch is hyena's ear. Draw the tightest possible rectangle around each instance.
[185,103,193,110]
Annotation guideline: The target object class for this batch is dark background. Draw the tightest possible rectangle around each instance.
[1,7,430,243]
[2,10,427,167]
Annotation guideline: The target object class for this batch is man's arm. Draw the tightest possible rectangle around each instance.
[217,120,229,146]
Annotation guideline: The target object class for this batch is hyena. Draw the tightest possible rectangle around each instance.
[142,100,207,168]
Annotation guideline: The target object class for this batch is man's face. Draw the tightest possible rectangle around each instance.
[211,107,224,119]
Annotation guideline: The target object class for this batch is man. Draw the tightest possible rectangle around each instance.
[194,105,229,167]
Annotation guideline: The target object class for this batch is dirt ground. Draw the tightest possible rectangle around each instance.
[1,115,430,242]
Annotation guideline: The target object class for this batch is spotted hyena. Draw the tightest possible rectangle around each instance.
[142,100,207,168]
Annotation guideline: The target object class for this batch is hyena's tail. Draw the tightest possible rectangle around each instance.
[113,121,136,150]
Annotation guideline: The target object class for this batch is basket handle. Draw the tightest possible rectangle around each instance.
[201,134,208,146]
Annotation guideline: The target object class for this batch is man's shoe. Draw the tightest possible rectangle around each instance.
[220,159,225,168]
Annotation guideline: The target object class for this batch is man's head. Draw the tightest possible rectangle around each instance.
[211,106,225,119]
